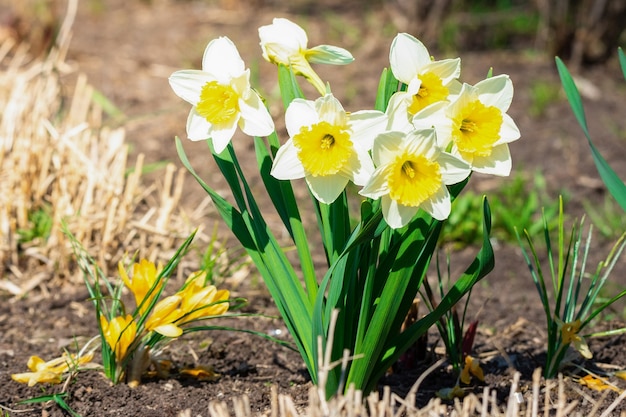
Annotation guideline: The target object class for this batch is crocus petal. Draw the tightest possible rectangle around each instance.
[238,93,275,137]
[471,143,512,176]
[475,74,513,111]
[154,324,183,338]
[202,37,245,81]
[186,110,212,141]
[271,140,306,179]
[285,99,319,137]
[389,33,430,84]
[169,70,213,105]
[306,45,354,65]
[306,174,350,204]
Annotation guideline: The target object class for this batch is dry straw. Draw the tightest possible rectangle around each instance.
[0,0,199,296]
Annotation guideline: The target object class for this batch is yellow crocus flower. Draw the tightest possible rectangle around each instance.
[119,259,163,315]
[12,352,95,386]
[100,314,137,362]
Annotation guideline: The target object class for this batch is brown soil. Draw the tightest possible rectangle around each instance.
[2,0,626,416]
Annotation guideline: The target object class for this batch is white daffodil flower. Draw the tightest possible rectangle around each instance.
[259,18,354,95]
[425,75,521,176]
[271,93,387,204]
[169,36,274,154]
[388,33,461,125]
[360,129,470,229]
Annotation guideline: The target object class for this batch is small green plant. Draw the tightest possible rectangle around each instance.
[19,393,82,417]
[67,229,244,386]
[17,204,53,243]
[517,197,626,379]
[420,254,483,389]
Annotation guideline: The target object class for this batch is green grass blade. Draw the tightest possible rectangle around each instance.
[556,57,626,211]
[619,47,626,81]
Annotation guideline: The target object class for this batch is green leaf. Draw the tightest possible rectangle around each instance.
[364,197,493,393]
[555,57,626,211]
[619,47,626,81]
[278,64,304,109]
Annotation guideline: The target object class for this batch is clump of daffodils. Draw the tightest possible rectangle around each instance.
[169,17,521,395]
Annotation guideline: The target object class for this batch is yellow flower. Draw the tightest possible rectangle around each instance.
[100,314,137,362]
[271,93,386,204]
[144,271,230,337]
[259,18,354,96]
[169,37,274,153]
[144,295,185,338]
[579,374,621,393]
[557,318,592,359]
[387,32,461,126]
[180,364,220,381]
[119,259,162,315]
[431,76,520,176]
[436,384,465,400]
[12,352,95,386]
[178,271,230,323]
[359,129,470,229]
[460,355,484,385]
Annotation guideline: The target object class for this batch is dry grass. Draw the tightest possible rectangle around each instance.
[200,370,626,417]
[0,1,200,296]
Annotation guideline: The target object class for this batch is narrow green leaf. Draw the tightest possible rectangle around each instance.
[555,57,626,211]
[619,47,626,81]
[278,64,304,109]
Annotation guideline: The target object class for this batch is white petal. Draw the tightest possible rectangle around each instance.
[372,131,406,166]
[202,37,245,81]
[186,110,212,141]
[404,129,438,160]
[389,33,430,84]
[360,166,391,199]
[349,110,388,150]
[306,174,349,204]
[385,93,413,133]
[412,102,453,148]
[472,144,512,176]
[169,70,213,105]
[421,187,451,220]
[306,45,354,65]
[382,197,418,229]
[475,74,513,111]
[285,99,318,137]
[345,144,375,186]
[438,152,471,184]
[238,93,275,137]
[316,94,347,126]
[209,118,239,153]
[270,140,306,180]
[259,18,307,64]
[423,58,461,85]
[498,113,521,144]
